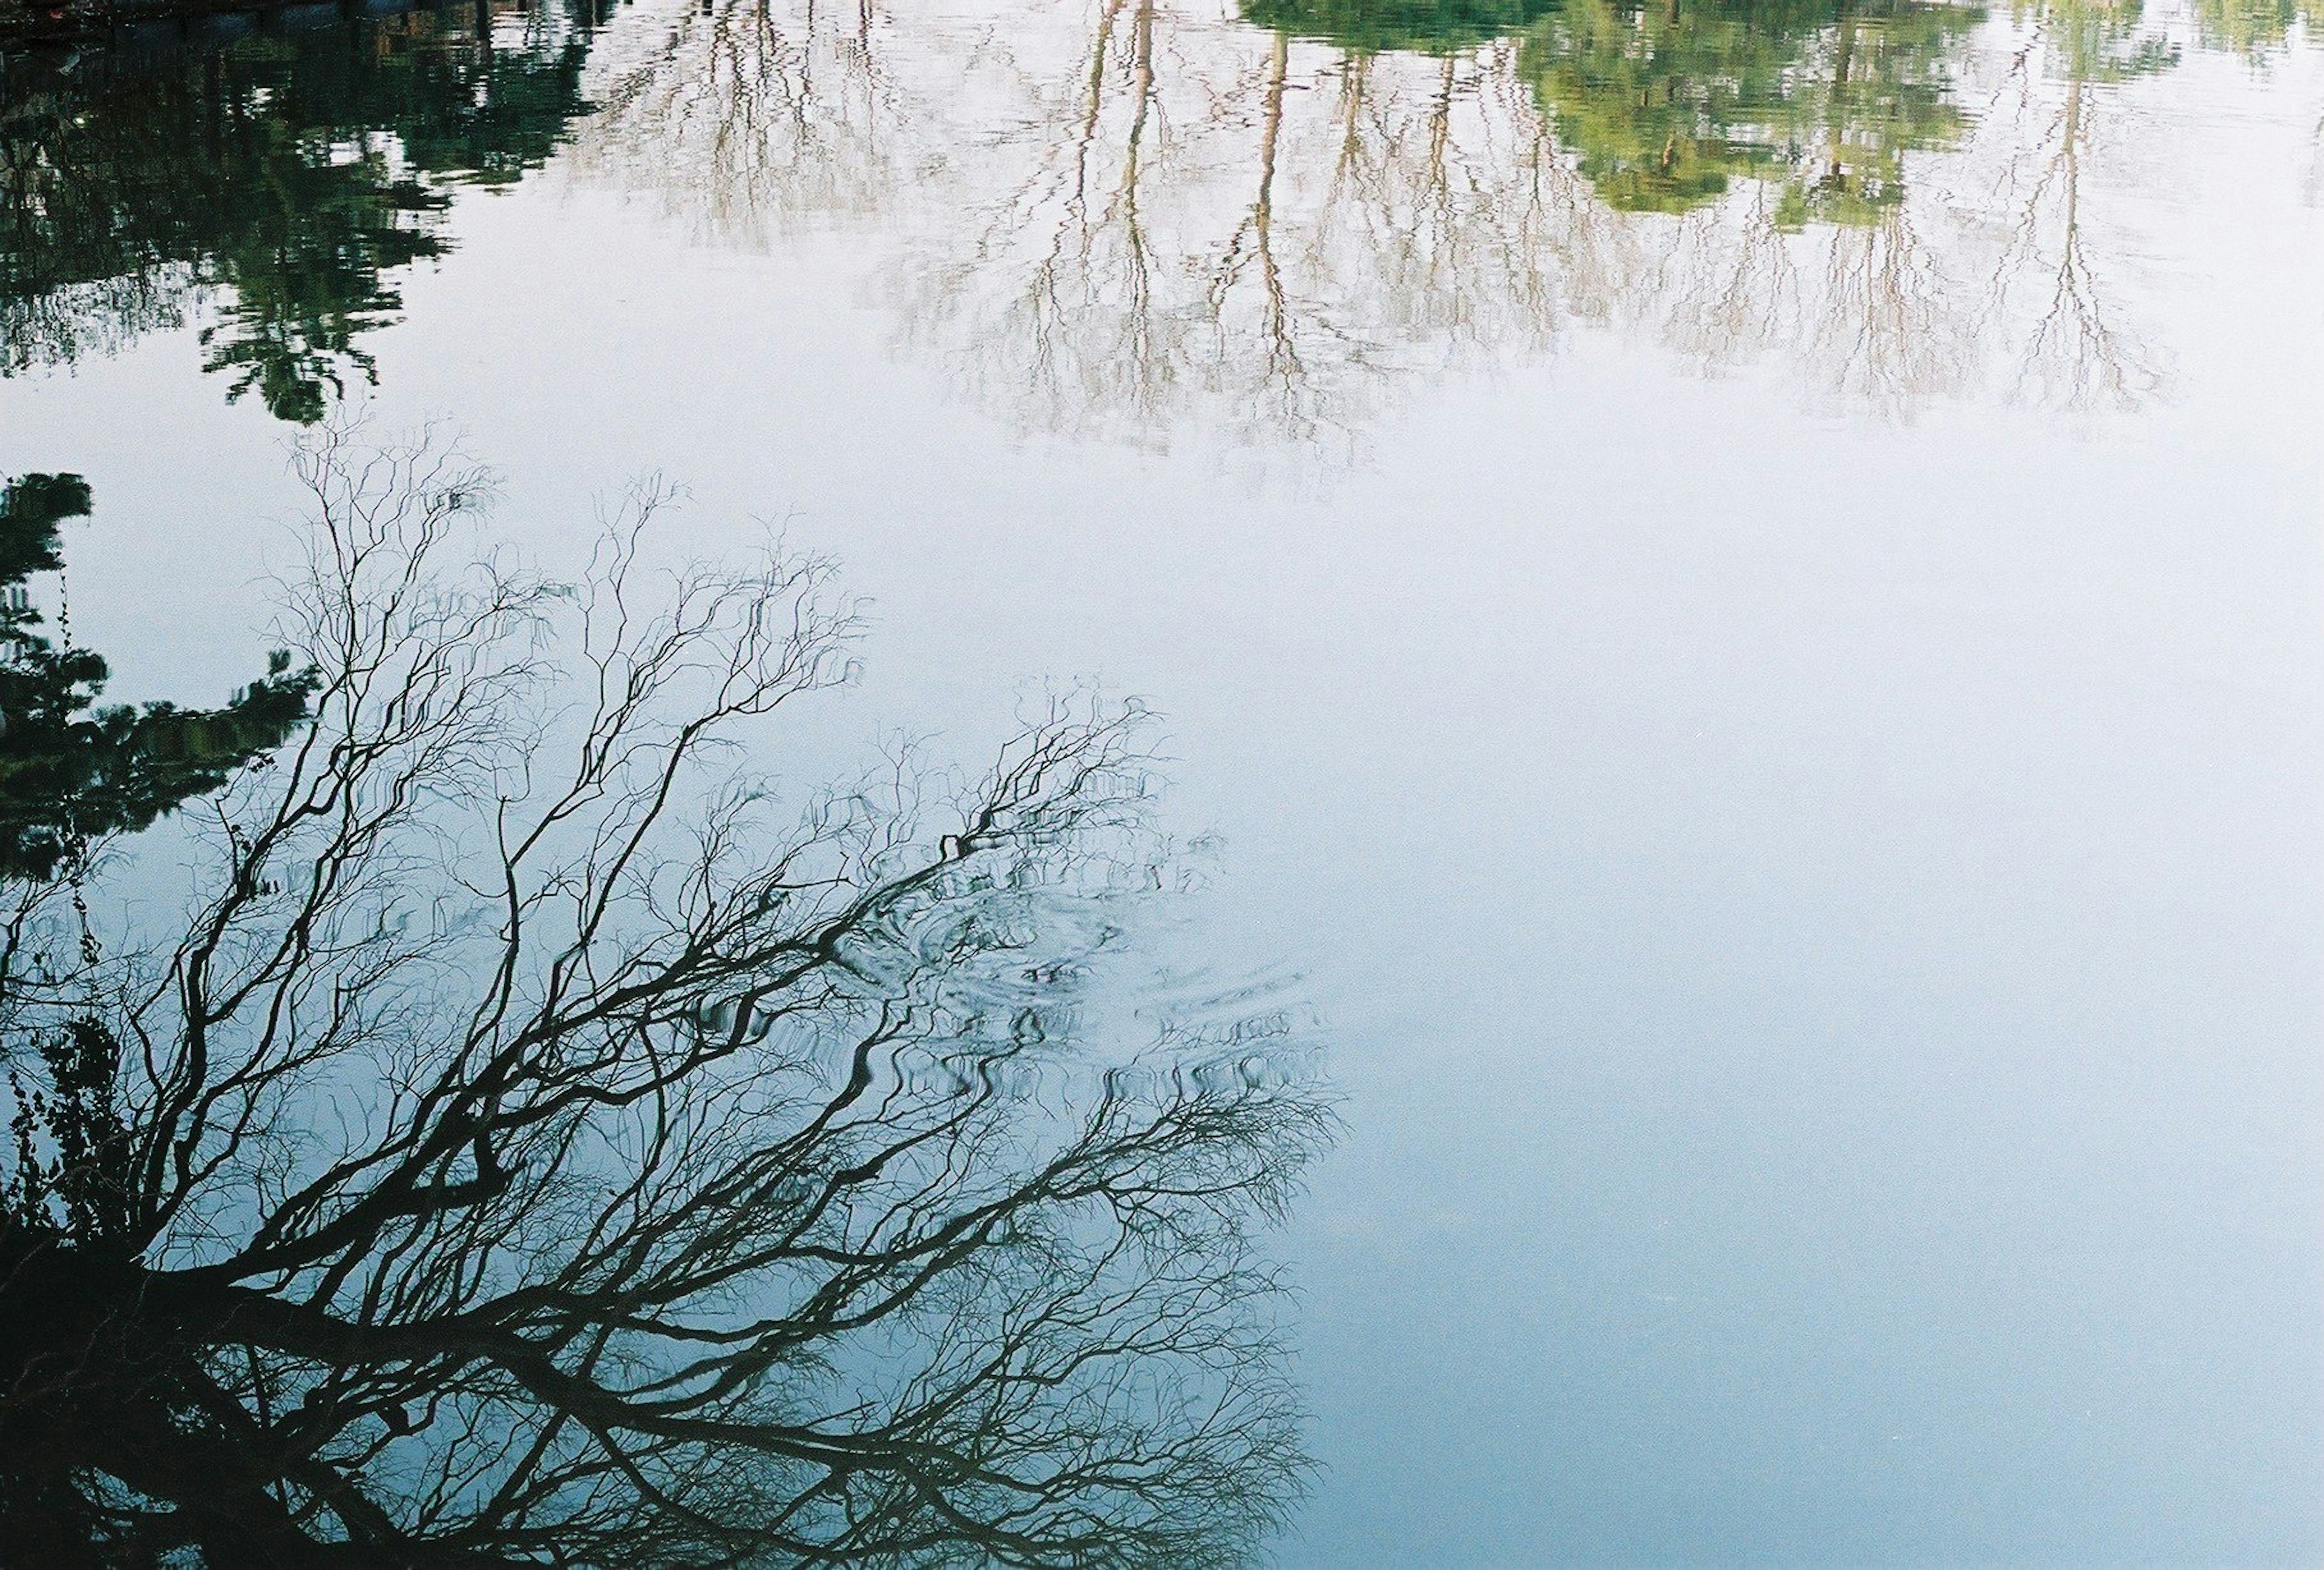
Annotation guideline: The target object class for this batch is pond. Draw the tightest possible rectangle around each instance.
[1,0,2320,1561]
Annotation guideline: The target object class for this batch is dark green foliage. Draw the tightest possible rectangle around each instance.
[0,471,89,582]
[0,472,317,881]
[7,1019,133,1246]
[0,474,313,1568]
[1242,0,1558,53]
[0,4,595,422]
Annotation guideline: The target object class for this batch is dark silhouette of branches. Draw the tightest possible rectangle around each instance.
[0,429,1331,1567]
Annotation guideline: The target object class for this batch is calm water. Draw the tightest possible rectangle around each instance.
[4,0,2322,1560]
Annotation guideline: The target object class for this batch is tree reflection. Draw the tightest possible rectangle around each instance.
[0,430,1331,1565]
[892,0,2001,436]
[1244,0,1555,54]
[2190,0,2321,57]
[1983,0,2176,408]
[0,471,315,882]
[564,0,2285,438]
[10,0,2296,439]
[1518,0,1981,226]
[573,0,919,244]
[0,1,595,422]
[894,13,1595,447]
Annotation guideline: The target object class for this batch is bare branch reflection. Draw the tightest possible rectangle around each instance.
[562,0,2261,441]
[1980,0,2173,409]
[571,0,920,241]
[896,22,1615,450]
[0,429,1332,1565]
[12,0,2295,439]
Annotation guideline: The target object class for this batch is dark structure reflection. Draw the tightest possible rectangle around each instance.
[0,432,1333,1566]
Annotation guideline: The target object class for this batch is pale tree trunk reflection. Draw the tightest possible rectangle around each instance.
[556,0,2204,442]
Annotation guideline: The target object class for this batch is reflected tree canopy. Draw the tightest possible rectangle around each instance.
[0,471,315,882]
[2190,0,2322,54]
[5,0,2316,434]
[1519,0,1981,225]
[1241,0,1555,53]
[2021,0,2182,79]
[0,431,1331,1566]
[569,0,2305,438]
[0,1,594,421]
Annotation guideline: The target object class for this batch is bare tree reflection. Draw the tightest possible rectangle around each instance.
[562,0,2285,441]
[0,429,1331,1565]
[571,0,919,242]
[913,0,1238,447]
[1983,0,2174,409]
[898,19,1609,450]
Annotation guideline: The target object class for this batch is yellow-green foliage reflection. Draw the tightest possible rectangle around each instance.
[1519,0,1982,225]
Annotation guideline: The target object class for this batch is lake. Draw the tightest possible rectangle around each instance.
[2,0,2320,1561]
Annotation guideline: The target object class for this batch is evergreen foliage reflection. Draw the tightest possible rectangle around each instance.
[0,1,594,422]
[1240,0,1554,54]
[0,471,315,882]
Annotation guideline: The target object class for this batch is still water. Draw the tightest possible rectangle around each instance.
[2,0,2321,1560]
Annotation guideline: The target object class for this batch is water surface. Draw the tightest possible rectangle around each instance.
[3,0,2322,1560]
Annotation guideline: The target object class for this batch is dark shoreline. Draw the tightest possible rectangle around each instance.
[1,0,443,56]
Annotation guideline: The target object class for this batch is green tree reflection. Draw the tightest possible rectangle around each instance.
[1518,0,1983,225]
[0,2,594,422]
[1241,0,1555,54]
[0,472,315,882]
[2017,0,2178,80]
[2190,0,2322,59]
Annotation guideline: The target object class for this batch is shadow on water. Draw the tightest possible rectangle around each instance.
[0,0,596,421]
[0,436,1335,1565]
